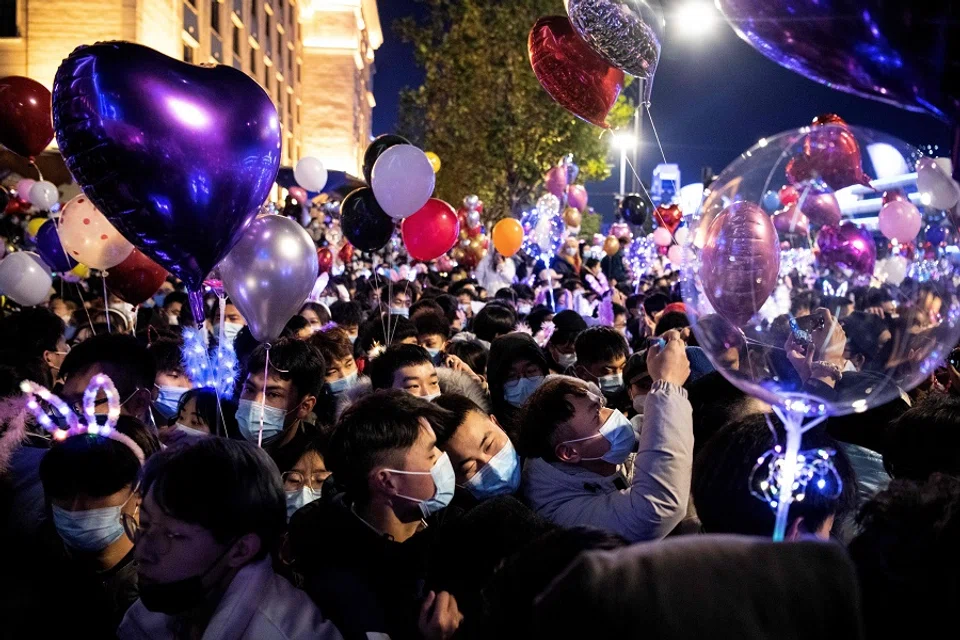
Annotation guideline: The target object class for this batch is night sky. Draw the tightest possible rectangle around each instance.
[372,1,951,220]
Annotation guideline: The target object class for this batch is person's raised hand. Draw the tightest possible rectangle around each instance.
[646,330,690,387]
[418,591,463,640]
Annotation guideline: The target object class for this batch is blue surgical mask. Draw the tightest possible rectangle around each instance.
[153,385,187,421]
[503,376,544,408]
[598,373,624,394]
[286,486,321,521]
[152,293,167,308]
[426,347,440,359]
[561,409,636,464]
[223,322,243,345]
[388,452,456,518]
[422,392,441,402]
[52,500,130,552]
[236,399,289,446]
[348,334,358,344]
[464,439,521,499]
[390,306,409,318]
[328,372,358,395]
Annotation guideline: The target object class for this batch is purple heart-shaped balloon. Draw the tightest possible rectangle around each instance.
[52,42,281,291]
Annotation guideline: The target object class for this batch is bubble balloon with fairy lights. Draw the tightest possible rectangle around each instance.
[681,120,960,541]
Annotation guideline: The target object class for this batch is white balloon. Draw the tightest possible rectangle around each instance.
[371,145,435,219]
[294,157,328,192]
[58,195,134,270]
[917,157,960,210]
[883,255,908,285]
[667,244,684,264]
[0,251,52,306]
[29,181,59,210]
[674,227,690,245]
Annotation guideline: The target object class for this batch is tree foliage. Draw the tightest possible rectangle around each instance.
[395,0,633,222]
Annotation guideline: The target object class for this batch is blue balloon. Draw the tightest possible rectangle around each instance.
[761,190,781,212]
[52,42,282,292]
[34,219,77,272]
[926,224,946,245]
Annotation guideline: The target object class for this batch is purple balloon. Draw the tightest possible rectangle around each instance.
[716,2,960,124]
[816,223,876,276]
[772,203,809,237]
[34,219,78,273]
[700,202,781,326]
[567,184,589,211]
[796,181,841,228]
[544,166,568,198]
[52,42,281,292]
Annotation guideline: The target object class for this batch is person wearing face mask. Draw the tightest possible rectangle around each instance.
[27,418,159,638]
[550,237,582,279]
[236,339,325,473]
[381,283,416,319]
[574,326,632,415]
[519,335,693,542]
[309,327,362,426]
[415,312,452,364]
[544,310,587,375]
[160,291,188,327]
[0,307,71,388]
[208,298,247,349]
[623,351,652,433]
[287,391,464,640]
[486,333,549,444]
[280,437,331,521]
[330,301,363,347]
[147,338,194,427]
[367,343,443,401]
[433,394,521,503]
[118,439,343,640]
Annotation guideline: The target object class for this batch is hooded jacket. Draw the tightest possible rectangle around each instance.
[521,381,693,542]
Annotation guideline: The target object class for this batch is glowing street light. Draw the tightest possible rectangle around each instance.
[673,1,719,39]
[612,133,638,196]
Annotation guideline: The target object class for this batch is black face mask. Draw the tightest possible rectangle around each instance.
[138,541,235,615]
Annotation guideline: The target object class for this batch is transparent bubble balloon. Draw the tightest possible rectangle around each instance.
[681,123,960,417]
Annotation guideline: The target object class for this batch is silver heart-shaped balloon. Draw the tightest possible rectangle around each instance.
[565,0,664,80]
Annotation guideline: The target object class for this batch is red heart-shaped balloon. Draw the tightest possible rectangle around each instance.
[317,247,334,274]
[0,76,54,158]
[528,16,625,128]
[785,120,871,191]
[104,248,168,306]
[655,204,682,233]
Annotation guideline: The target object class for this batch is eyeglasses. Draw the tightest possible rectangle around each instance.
[122,512,183,556]
[282,470,327,492]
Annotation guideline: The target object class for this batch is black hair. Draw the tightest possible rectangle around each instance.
[414,312,451,341]
[434,294,461,323]
[790,289,821,315]
[686,371,757,456]
[330,300,363,328]
[519,377,590,460]
[40,415,159,499]
[282,314,311,337]
[162,291,188,311]
[525,306,554,336]
[309,327,355,366]
[366,343,433,390]
[445,340,488,377]
[410,298,445,321]
[511,284,535,301]
[884,395,960,480]
[692,414,855,537]
[300,302,331,326]
[0,307,64,387]
[625,294,643,311]
[177,387,237,435]
[449,280,476,299]
[642,293,669,317]
[839,311,889,370]
[327,389,450,502]
[472,304,517,343]
[277,432,333,475]
[357,313,418,354]
[432,393,487,447]
[141,438,285,559]
[233,325,260,372]
[494,288,518,305]
[574,326,629,368]
[148,337,186,376]
[611,303,627,318]
[548,310,587,347]
[654,311,689,335]
[244,338,325,400]
[848,474,960,638]
[380,281,418,307]
[60,334,155,399]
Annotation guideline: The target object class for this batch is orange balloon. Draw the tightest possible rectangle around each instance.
[492,218,524,257]
[563,207,582,228]
[603,234,620,256]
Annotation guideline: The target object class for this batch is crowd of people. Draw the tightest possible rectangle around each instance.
[1,239,958,640]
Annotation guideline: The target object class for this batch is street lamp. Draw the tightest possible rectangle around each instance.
[673,1,719,39]
[613,132,637,197]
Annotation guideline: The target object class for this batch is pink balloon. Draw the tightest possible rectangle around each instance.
[816,223,876,275]
[878,200,922,242]
[653,227,672,246]
[288,186,308,203]
[544,166,568,198]
[772,203,810,237]
[16,178,35,199]
[796,182,841,227]
[699,202,781,326]
[567,184,589,211]
[667,244,684,264]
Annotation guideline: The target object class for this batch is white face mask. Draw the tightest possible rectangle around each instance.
[166,313,180,326]
[556,351,577,368]
[175,423,208,438]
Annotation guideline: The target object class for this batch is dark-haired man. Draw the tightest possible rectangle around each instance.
[367,343,441,400]
[289,390,463,640]
[520,335,692,542]
[574,326,631,413]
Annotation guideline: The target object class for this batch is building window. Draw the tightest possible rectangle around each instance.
[183,43,196,64]
[276,81,281,106]
[186,0,197,7]
[0,0,18,37]
[265,14,271,55]
[249,47,256,74]
[296,103,301,125]
[287,94,293,118]
[233,24,241,55]
[210,0,221,33]
[296,60,301,83]
[262,61,268,86]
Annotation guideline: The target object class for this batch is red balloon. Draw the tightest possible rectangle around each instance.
[0,76,54,158]
[796,181,842,227]
[402,199,460,262]
[772,203,810,237]
[338,242,354,263]
[699,202,781,326]
[655,204,682,233]
[778,185,799,206]
[288,186,308,203]
[785,120,871,190]
[104,248,168,305]
[528,16,625,128]
[317,247,333,274]
[811,113,847,127]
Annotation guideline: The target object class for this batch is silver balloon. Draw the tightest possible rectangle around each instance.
[463,195,481,210]
[219,215,319,343]
[467,211,482,229]
[565,0,664,81]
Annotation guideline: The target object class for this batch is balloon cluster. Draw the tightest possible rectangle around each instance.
[522,193,565,261]
[451,196,488,268]
[528,1,664,126]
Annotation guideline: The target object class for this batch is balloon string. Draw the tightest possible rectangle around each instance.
[75,281,95,336]
[623,154,681,248]
[29,160,43,182]
[644,104,668,166]
[101,273,111,333]
[215,295,227,437]
[52,212,75,280]
[258,345,270,448]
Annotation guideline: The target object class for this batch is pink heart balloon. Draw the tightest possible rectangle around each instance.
[700,202,781,326]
